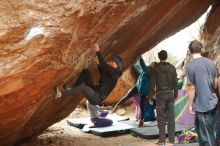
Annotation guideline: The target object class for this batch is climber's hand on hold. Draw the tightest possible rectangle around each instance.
[91,43,100,52]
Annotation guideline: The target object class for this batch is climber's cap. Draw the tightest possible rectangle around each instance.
[111,55,123,68]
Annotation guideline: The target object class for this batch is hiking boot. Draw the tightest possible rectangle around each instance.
[63,84,71,90]
[166,140,175,145]
[168,137,175,144]
[54,86,62,99]
[217,139,220,146]
[155,141,166,146]
[138,119,144,127]
[167,141,175,145]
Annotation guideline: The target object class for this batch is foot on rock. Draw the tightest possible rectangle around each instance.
[54,86,62,99]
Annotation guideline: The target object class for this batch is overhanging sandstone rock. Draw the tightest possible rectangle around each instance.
[203,0,220,61]
[0,0,214,145]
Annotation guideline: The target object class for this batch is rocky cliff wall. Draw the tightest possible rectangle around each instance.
[203,0,220,61]
[0,0,213,145]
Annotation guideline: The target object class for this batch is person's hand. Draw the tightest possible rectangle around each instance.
[91,43,100,52]
[140,56,143,60]
[150,62,156,68]
[189,105,195,114]
[94,57,99,64]
[148,97,153,105]
[174,95,178,99]
[149,100,153,105]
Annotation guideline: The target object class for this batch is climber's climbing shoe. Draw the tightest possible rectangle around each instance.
[54,86,62,99]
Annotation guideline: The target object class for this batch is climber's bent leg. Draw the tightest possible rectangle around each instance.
[61,83,103,105]
[74,69,95,88]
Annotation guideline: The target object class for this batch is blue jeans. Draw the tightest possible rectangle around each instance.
[216,110,220,145]
[195,109,216,146]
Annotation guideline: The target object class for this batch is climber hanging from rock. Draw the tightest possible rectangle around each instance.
[54,43,123,127]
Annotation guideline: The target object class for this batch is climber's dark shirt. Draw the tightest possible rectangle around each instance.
[95,52,122,98]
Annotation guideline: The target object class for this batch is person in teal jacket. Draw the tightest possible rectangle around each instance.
[112,57,153,127]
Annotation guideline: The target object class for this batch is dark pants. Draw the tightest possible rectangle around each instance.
[216,110,220,146]
[61,69,103,105]
[156,92,175,142]
[117,86,146,120]
[195,109,216,146]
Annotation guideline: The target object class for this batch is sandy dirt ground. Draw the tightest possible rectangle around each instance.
[18,105,175,146]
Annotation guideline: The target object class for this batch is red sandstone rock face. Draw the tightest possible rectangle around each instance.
[203,0,220,60]
[0,0,213,145]
[204,0,220,36]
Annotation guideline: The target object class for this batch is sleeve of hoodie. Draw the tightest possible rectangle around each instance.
[139,57,148,72]
[96,51,118,76]
[137,72,148,95]
[172,66,178,98]
[96,51,107,67]
[149,67,156,99]
[133,57,146,77]
[140,66,152,95]
[133,62,142,75]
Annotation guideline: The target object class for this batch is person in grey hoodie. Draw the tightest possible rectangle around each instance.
[149,50,178,145]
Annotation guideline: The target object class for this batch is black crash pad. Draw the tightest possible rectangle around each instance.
[131,124,192,139]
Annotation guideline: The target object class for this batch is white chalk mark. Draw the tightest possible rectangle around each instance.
[25,26,44,41]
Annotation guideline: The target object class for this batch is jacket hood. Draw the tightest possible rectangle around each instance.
[156,62,172,73]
